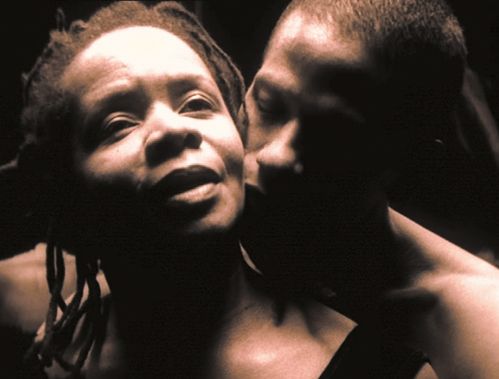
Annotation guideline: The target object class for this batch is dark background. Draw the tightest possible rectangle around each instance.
[1,0,498,258]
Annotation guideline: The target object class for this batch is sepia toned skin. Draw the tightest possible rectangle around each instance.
[64,26,245,238]
[242,12,438,379]
[2,14,369,379]
[2,3,498,379]
[244,12,405,303]
[243,9,499,379]
[37,26,249,378]
[47,17,499,379]
[245,13,385,223]
[44,26,358,379]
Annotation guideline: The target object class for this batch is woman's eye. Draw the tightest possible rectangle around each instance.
[179,95,215,115]
[102,113,138,132]
[99,113,139,142]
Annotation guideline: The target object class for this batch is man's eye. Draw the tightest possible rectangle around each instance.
[255,97,272,113]
[179,95,215,115]
[253,91,285,122]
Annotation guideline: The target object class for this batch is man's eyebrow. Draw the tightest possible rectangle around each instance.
[311,63,377,99]
[252,75,297,99]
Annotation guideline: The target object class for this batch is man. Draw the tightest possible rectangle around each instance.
[241,0,499,378]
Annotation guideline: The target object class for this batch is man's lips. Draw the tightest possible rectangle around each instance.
[151,165,221,198]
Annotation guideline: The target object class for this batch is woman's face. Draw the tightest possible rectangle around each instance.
[62,26,244,236]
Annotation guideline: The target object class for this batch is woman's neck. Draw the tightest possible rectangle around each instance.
[99,233,242,377]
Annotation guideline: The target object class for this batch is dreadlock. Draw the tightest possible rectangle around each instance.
[20,1,246,375]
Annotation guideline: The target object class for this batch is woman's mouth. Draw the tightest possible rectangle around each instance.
[151,165,221,207]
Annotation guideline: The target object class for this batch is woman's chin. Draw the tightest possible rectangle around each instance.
[162,209,240,239]
[149,189,243,240]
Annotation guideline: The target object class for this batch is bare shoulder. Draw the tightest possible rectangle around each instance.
[0,245,52,331]
[431,265,499,379]
[208,299,355,379]
[390,209,499,379]
[415,363,438,379]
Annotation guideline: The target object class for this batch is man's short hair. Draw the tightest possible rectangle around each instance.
[272,0,467,143]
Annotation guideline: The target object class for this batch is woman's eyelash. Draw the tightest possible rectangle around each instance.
[179,94,215,114]
[100,113,139,141]
[103,114,138,130]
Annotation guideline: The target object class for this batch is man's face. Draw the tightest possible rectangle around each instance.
[242,13,391,277]
[245,13,384,200]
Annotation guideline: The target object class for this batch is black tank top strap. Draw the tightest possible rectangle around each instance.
[319,326,428,379]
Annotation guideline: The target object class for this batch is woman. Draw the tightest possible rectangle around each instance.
[5,2,475,379]
[3,2,250,377]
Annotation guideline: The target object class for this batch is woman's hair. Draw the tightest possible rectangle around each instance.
[19,1,246,374]
[21,1,246,174]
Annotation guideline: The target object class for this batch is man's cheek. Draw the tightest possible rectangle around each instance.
[245,123,274,153]
[243,152,260,186]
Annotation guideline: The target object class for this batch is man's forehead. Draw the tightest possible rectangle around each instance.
[275,13,333,47]
[267,12,368,67]
[255,14,378,111]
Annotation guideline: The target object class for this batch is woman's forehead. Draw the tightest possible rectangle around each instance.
[62,26,214,92]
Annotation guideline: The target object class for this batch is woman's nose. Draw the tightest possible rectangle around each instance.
[145,102,202,166]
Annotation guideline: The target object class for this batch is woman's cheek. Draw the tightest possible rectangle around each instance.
[211,117,245,181]
[75,141,144,190]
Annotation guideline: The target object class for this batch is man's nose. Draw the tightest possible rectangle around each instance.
[144,102,202,166]
[256,119,303,178]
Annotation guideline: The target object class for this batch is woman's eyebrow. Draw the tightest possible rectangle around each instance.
[81,87,148,125]
[166,73,221,98]
[78,73,222,124]
[74,89,146,149]
[83,73,219,111]
[79,78,144,113]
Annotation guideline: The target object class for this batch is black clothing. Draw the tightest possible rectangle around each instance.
[319,326,427,379]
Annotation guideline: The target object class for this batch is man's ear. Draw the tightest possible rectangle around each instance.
[385,137,447,184]
[380,168,398,188]
[426,138,446,157]
[387,137,449,200]
[416,138,447,171]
